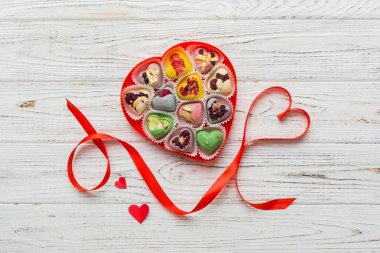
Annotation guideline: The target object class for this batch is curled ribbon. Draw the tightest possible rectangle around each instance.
[67,86,310,215]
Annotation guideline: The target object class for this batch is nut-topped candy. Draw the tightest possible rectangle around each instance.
[194,48,219,74]
[137,63,162,87]
[146,113,174,140]
[206,67,233,96]
[124,88,152,116]
[178,101,203,128]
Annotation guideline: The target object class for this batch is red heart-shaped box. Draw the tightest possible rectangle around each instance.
[120,42,237,161]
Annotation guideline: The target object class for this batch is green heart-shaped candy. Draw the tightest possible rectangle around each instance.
[196,129,223,155]
[146,113,174,140]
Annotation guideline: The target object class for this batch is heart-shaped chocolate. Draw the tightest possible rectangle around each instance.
[206,66,233,96]
[151,87,176,112]
[163,48,192,79]
[193,48,220,74]
[176,74,204,100]
[145,113,174,140]
[168,127,195,154]
[137,63,163,87]
[178,101,204,128]
[122,86,153,117]
[196,128,224,155]
[206,96,232,124]
[121,42,237,161]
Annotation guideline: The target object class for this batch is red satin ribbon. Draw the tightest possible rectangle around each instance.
[67,86,310,215]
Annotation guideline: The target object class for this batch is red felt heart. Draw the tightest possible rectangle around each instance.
[120,42,237,161]
[114,177,127,189]
[128,204,149,224]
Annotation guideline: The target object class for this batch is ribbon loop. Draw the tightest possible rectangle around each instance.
[66,86,310,215]
[234,87,311,210]
[242,86,292,146]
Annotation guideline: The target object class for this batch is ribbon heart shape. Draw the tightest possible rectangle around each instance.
[234,86,310,210]
[66,86,310,215]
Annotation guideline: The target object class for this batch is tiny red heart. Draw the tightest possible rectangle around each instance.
[114,177,127,189]
[128,204,149,224]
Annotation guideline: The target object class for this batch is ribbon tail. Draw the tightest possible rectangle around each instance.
[247,198,296,210]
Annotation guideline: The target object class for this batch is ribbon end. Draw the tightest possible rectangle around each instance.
[250,198,297,210]
[66,98,73,108]
[277,111,286,120]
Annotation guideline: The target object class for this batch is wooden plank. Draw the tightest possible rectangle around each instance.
[0,203,379,252]
[1,0,380,20]
[0,20,380,82]
[0,141,379,205]
[1,81,379,144]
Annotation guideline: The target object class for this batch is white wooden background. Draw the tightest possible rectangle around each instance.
[1,1,380,252]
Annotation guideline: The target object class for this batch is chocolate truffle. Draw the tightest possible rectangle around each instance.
[178,101,204,128]
[137,63,162,87]
[206,97,232,124]
[151,87,176,112]
[146,113,174,140]
[206,67,233,96]
[194,48,219,74]
[124,88,152,115]
[168,127,195,153]
[196,129,223,155]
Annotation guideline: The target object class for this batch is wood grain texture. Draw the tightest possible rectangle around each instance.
[1,0,380,252]
[1,204,379,252]
[0,20,380,82]
[1,0,380,20]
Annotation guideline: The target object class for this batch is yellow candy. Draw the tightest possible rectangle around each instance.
[164,50,192,79]
[176,74,204,100]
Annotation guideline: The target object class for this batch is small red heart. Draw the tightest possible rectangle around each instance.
[114,177,127,189]
[128,204,149,224]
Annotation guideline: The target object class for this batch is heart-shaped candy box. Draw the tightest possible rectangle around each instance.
[120,42,237,161]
